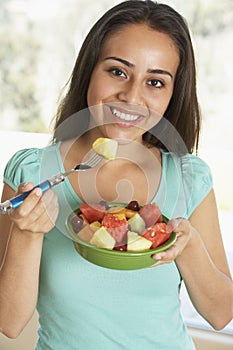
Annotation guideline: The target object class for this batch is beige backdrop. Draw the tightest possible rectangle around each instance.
[0,311,39,350]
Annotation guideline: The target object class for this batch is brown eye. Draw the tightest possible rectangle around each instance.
[108,68,127,78]
[147,79,164,88]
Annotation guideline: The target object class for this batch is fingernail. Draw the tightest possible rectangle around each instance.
[22,182,29,189]
[35,188,42,197]
[154,254,162,260]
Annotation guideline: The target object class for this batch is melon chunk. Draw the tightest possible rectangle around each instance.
[128,213,146,233]
[127,231,152,251]
[90,226,116,249]
[77,225,95,242]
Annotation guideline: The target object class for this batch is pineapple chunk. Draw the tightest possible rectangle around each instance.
[90,227,116,249]
[114,213,126,220]
[127,231,152,251]
[108,206,125,214]
[107,207,136,218]
[92,138,118,160]
[89,221,101,230]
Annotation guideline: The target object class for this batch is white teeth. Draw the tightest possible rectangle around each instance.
[112,108,140,121]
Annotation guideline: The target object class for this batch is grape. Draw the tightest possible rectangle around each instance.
[127,200,140,211]
[114,244,127,251]
[98,200,109,210]
[71,215,84,233]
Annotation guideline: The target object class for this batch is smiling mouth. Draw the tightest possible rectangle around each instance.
[109,106,145,125]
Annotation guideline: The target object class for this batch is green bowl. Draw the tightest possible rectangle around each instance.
[66,203,176,270]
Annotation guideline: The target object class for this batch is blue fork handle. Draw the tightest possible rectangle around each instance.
[9,180,51,209]
[0,172,66,213]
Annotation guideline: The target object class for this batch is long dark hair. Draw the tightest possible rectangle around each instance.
[52,0,201,154]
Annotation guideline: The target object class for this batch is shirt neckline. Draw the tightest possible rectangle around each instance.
[55,141,166,205]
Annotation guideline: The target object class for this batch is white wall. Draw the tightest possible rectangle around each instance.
[0,131,51,194]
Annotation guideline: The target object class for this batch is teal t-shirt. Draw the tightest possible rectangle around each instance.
[3,143,213,350]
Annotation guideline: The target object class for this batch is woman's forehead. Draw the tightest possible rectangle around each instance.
[99,23,179,75]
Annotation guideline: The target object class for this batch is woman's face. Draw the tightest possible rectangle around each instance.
[87,23,179,143]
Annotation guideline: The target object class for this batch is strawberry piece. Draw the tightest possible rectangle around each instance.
[102,213,128,244]
[139,203,162,227]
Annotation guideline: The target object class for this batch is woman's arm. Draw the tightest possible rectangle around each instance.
[0,182,58,338]
[153,189,233,330]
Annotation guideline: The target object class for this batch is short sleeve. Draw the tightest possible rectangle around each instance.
[3,148,42,191]
[181,154,213,217]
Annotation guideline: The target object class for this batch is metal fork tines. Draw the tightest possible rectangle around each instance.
[75,150,104,170]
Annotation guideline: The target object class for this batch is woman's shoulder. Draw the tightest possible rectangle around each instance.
[180,152,212,185]
[6,147,42,165]
[3,143,59,190]
[161,150,213,217]
[162,150,212,182]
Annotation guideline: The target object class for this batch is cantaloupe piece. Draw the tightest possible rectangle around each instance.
[90,226,116,249]
[127,231,152,251]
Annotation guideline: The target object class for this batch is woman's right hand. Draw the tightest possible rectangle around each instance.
[9,182,59,236]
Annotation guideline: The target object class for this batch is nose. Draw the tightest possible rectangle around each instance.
[117,79,144,106]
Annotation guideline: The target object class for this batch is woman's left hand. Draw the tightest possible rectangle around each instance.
[151,218,194,266]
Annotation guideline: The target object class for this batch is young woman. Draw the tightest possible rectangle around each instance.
[0,1,232,349]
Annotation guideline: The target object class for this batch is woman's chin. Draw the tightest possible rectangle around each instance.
[103,126,143,145]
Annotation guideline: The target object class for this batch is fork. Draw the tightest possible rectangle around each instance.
[0,149,103,213]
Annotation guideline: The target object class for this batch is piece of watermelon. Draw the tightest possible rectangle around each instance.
[102,213,128,244]
[79,203,106,223]
[141,222,172,248]
[139,203,162,227]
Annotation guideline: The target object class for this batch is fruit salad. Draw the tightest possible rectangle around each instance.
[70,201,173,252]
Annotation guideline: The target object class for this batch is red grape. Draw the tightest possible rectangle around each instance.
[71,215,84,233]
[127,200,140,211]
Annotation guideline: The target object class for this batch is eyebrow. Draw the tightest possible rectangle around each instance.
[104,56,174,79]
